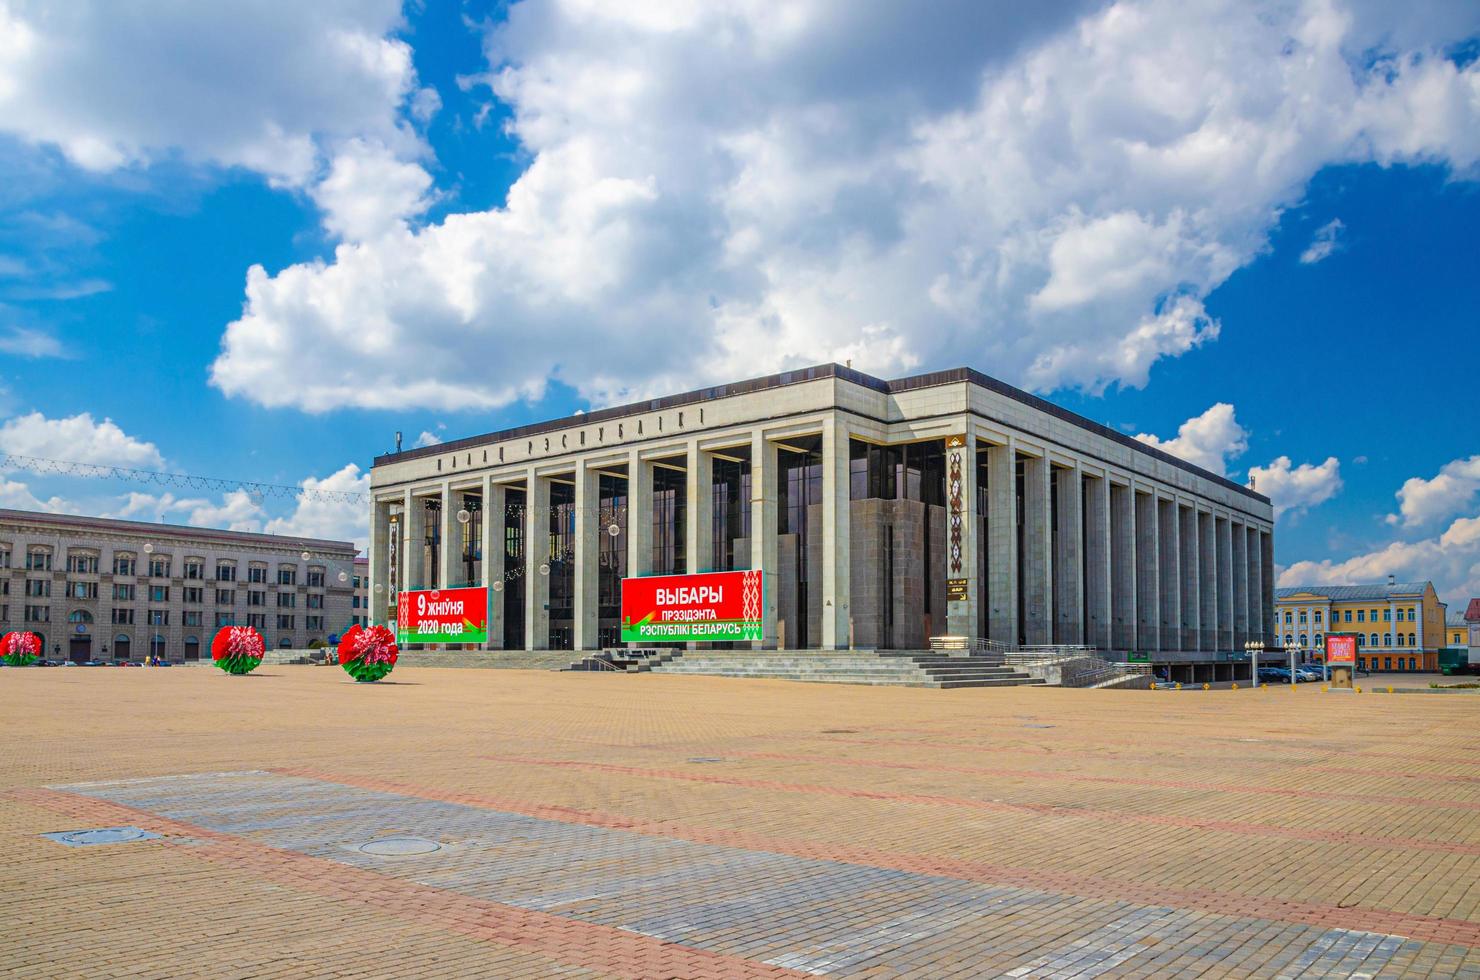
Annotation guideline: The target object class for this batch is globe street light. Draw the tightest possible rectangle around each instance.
[1288,640,1301,684]
[1244,639,1264,685]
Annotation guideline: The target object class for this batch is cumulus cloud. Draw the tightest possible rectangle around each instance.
[109,489,265,532]
[0,326,66,358]
[310,138,435,241]
[412,430,444,448]
[264,463,372,550]
[1247,455,1343,517]
[0,476,69,512]
[1133,402,1247,476]
[1389,454,1480,527]
[1299,218,1345,264]
[204,0,1480,412]
[0,0,422,186]
[1280,513,1480,609]
[0,411,165,468]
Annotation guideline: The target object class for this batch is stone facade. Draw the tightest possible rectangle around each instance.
[0,508,357,662]
[368,364,1275,657]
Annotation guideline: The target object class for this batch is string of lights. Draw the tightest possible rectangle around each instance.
[0,453,367,504]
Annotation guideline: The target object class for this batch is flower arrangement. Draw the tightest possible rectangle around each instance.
[211,625,265,675]
[1,631,41,666]
[337,624,398,682]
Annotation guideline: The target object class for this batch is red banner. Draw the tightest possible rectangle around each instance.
[1324,633,1357,666]
[395,586,489,645]
[621,570,763,643]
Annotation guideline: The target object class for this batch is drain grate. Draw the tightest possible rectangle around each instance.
[1021,724,1055,729]
[43,827,161,847]
[356,837,442,856]
[686,757,727,764]
[821,729,859,734]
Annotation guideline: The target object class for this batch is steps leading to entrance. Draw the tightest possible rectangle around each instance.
[564,649,1044,688]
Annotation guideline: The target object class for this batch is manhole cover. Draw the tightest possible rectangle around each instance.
[357,837,442,856]
[44,826,161,847]
[687,757,726,764]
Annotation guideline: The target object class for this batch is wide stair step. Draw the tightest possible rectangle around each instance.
[565,649,1045,688]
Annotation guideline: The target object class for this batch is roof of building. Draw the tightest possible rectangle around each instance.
[0,507,356,554]
[1466,598,1480,622]
[1449,618,1470,628]
[372,362,1269,504]
[1275,583,1432,602]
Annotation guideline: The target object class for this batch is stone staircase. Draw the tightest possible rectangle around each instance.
[565,649,1044,689]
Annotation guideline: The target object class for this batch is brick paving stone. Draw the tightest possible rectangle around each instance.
[1,666,1478,977]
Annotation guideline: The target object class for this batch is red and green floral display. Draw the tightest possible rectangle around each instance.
[337,624,399,683]
[1,631,41,666]
[211,625,265,675]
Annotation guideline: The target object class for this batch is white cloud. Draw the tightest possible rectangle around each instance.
[1299,218,1345,264]
[0,326,65,358]
[310,138,434,241]
[264,463,371,550]
[1280,513,1480,610]
[205,0,1480,411]
[0,411,165,468]
[1389,454,1480,527]
[0,0,422,187]
[1133,402,1247,476]
[1247,455,1343,517]
[0,476,69,512]
[412,430,443,448]
[108,489,265,532]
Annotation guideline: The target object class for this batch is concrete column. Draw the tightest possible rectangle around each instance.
[1134,488,1159,652]
[946,433,980,642]
[1244,526,1261,648]
[439,481,458,589]
[1216,517,1234,651]
[626,449,653,579]
[1179,504,1199,651]
[820,417,851,649]
[685,440,714,575]
[524,471,550,651]
[482,476,504,649]
[1198,511,1217,651]
[986,440,1018,646]
[1022,452,1052,645]
[1260,531,1274,646]
[1109,481,1135,651]
[1084,473,1111,650]
[368,499,390,626]
[1231,520,1249,650]
[403,489,426,591]
[573,460,600,650]
[751,431,780,649]
[1157,497,1180,652]
[1053,463,1083,645]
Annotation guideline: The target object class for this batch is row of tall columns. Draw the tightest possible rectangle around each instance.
[371,432,1275,654]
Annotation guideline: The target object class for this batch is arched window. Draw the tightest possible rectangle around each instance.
[1356,634,1363,646]
[1299,633,1308,646]
[1284,634,1293,646]
[1314,633,1323,646]
[1408,632,1416,646]
[67,610,94,624]
[1383,633,1391,647]
[1369,633,1378,647]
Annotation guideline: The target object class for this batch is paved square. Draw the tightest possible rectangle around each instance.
[2,666,1478,978]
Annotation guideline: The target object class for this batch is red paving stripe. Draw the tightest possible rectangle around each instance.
[726,751,1480,811]
[479,753,1480,857]
[12,787,804,980]
[267,767,1480,948]
[783,734,1480,784]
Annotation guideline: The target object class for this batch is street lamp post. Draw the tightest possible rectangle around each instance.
[1288,641,1301,685]
[1244,640,1263,686]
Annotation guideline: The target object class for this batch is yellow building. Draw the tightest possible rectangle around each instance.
[1273,580,1447,672]
[1447,619,1469,648]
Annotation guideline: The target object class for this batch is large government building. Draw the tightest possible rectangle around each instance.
[0,509,358,662]
[368,364,1276,659]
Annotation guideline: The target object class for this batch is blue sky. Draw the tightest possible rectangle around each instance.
[1,1,1478,607]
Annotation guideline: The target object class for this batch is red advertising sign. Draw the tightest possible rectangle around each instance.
[621,570,763,643]
[1324,633,1357,666]
[395,586,489,645]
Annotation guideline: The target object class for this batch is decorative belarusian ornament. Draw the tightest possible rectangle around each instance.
[337,624,398,683]
[1,631,41,667]
[211,626,265,675]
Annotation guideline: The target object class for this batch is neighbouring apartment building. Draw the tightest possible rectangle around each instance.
[1273,580,1448,672]
[0,508,358,662]
[367,363,1276,661]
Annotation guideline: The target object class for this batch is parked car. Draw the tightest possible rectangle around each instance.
[1289,666,1319,683]
[1258,667,1291,683]
[81,660,107,667]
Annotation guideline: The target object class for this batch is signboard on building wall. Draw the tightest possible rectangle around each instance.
[395,586,489,645]
[1324,633,1357,666]
[621,570,763,643]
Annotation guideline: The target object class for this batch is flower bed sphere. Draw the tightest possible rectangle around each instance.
[338,625,398,683]
[1,631,41,666]
[211,626,265,675]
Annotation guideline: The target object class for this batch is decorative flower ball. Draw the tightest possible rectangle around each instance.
[211,625,265,675]
[1,631,41,667]
[337,625,398,683]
